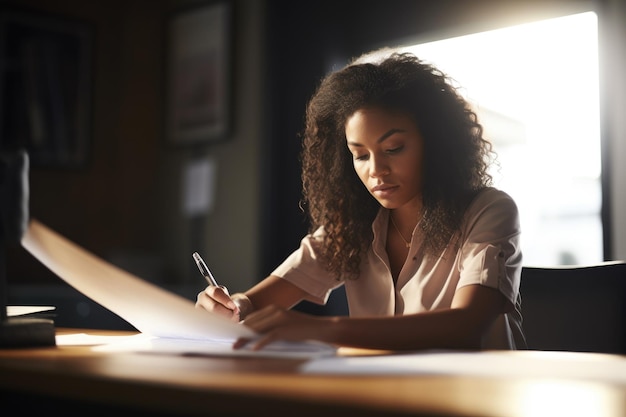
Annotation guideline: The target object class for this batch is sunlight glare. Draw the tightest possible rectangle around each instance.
[401,12,602,265]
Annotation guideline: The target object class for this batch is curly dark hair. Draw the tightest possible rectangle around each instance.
[301,51,494,280]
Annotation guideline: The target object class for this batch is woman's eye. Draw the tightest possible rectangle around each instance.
[386,146,404,154]
[354,154,368,161]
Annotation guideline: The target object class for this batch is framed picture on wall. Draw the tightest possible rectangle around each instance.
[166,1,232,145]
[0,10,93,168]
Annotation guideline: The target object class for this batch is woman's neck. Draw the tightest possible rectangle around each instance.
[389,202,422,233]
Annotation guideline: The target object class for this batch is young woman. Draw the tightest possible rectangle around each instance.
[196,50,526,351]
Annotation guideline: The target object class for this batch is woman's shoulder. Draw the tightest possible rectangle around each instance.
[471,187,517,206]
[466,187,519,219]
[460,187,521,238]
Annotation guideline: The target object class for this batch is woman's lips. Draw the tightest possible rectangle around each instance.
[371,184,398,198]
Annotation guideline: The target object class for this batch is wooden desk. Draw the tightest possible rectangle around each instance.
[0,328,625,417]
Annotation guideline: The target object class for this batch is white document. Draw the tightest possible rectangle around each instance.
[92,333,336,358]
[56,332,140,346]
[21,220,335,359]
[301,350,626,385]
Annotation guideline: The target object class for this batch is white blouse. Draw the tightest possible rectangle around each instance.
[271,187,526,349]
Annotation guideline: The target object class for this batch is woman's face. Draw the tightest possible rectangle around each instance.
[345,107,424,210]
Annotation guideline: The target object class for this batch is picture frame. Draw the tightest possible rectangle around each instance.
[166,1,232,145]
[0,9,93,168]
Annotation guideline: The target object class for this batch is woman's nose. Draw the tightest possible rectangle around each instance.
[370,155,390,178]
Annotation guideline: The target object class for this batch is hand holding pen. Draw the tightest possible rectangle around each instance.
[193,252,241,321]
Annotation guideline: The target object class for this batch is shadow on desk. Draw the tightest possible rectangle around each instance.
[0,391,178,417]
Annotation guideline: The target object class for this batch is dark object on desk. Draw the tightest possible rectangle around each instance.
[520,261,626,354]
[0,149,29,244]
[0,150,55,347]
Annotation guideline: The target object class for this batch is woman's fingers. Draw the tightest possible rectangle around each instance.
[234,306,324,350]
[195,286,240,321]
[234,333,279,351]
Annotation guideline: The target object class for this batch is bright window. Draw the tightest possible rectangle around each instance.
[400,12,602,266]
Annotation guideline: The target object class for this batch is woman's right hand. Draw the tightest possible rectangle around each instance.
[196,286,241,322]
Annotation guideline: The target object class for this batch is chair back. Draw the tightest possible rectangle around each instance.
[520,261,626,354]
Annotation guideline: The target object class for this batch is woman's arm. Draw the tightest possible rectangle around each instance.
[236,284,507,351]
[244,275,309,310]
[196,275,308,321]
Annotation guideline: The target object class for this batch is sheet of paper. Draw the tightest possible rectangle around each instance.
[7,305,56,317]
[56,332,139,346]
[21,220,335,358]
[301,350,626,385]
[92,333,336,359]
[21,219,253,342]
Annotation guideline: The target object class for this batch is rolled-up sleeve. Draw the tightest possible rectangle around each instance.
[457,190,522,308]
[271,230,340,304]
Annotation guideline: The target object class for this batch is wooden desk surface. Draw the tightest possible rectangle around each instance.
[0,328,625,417]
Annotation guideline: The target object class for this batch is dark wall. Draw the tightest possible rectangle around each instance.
[1,0,175,328]
[2,0,170,285]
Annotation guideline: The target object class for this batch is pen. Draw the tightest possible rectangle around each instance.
[192,252,220,287]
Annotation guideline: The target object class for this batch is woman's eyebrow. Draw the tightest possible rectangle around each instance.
[377,128,405,143]
[347,128,406,147]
